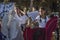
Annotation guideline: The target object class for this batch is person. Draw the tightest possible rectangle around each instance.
[20,15,28,31]
[0,2,4,19]
[1,0,15,40]
[16,7,28,31]
[8,6,24,40]
[33,7,50,40]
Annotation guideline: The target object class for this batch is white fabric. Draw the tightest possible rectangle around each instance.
[9,15,19,40]
[3,2,14,12]
[52,12,59,17]
[36,15,49,28]
[19,15,28,24]
[1,9,14,40]
[1,3,15,36]
[0,3,4,18]
[1,3,24,40]
[0,3,14,18]
[1,3,16,40]
[27,11,39,21]
[8,11,24,40]
[0,3,4,13]
[1,12,10,40]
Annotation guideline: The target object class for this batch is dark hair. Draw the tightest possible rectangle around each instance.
[40,7,46,10]
[35,6,39,10]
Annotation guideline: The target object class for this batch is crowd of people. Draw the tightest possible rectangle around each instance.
[0,0,59,40]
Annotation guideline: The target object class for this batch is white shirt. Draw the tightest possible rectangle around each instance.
[36,15,49,28]
[19,15,28,24]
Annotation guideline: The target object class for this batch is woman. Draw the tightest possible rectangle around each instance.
[8,6,24,40]
[16,7,28,31]
[33,7,50,40]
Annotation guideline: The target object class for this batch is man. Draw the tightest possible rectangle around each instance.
[33,7,49,40]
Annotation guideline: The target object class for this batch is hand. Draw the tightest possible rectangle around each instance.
[20,10,25,15]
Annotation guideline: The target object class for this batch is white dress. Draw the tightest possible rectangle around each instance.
[1,3,15,40]
[1,12,10,40]
[9,13,24,40]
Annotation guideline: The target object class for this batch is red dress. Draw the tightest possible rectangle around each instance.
[23,16,58,40]
[45,16,58,40]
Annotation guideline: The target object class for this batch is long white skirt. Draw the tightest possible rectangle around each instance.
[12,30,24,40]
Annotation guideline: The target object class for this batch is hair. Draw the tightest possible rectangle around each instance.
[35,6,39,10]
[39,7,47,13]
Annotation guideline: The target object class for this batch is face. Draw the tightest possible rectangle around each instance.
[39,8,46,16]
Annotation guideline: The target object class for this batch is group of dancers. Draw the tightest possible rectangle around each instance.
[0,0,59,40]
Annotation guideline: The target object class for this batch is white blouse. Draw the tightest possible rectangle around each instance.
[19,15,28,24]
[36,15,49,28]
